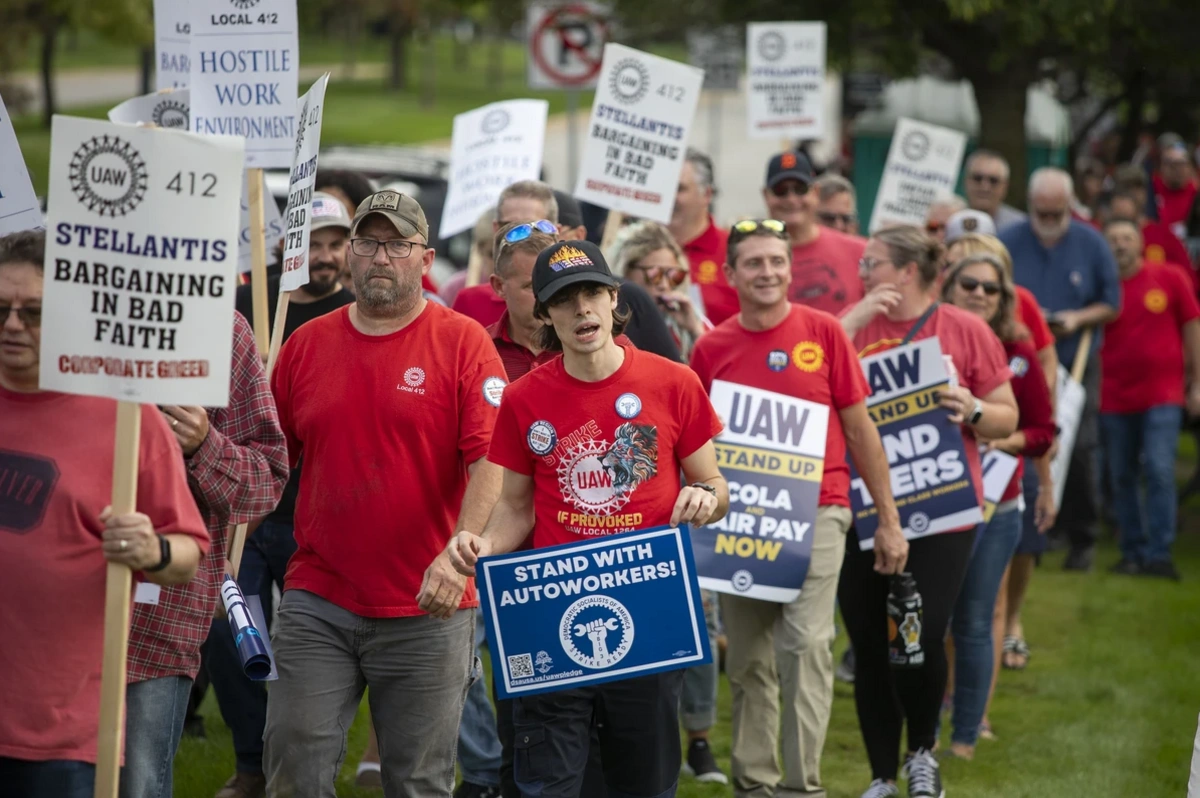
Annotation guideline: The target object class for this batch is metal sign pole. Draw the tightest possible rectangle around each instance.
[566,88,579,188]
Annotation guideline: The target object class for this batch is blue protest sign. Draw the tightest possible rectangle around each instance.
[694,380,828,603]
[479,525,710,699]
[850,338,983,549]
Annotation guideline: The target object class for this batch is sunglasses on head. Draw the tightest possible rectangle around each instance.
[957,275,1001,295]
[503,219,558,243]
[969,173,1003,186]
[733,218,786,235]
[817,211,856,226]
[769,182,809,198]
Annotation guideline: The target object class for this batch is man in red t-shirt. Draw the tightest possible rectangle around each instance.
[265,190,509,794]
[689,220,906,798]
[450,240,729,798]
[1153,142,1197,235]
[1100,219,1200,581]
[1108,190,1196,290]
[668,148,740,325]
[762,151,866,315]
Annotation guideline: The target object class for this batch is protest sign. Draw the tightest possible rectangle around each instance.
[38,116,244,407]
[479,525,710,699]
[154,0,191,90]
[869,117,967,233]
[280,73,330,292]
[440,99,549,239]
[980,448,1020,523]
[573,43,704,224]
[237,170,285,274]
[1051,367,1086,509]
[189,0,299,168]
[0,92,44,236]
[850,338,983,549]
[109,88,191,129]
[694,380,828,603]
[745,22,826,140]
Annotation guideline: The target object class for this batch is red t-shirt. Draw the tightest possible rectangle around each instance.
[1141,220,1198,291]
[1101,262,1200,414]
[852,303,1013,507]
[682,219,739,326]
[452,283,506,328]
[0,392,207,764]
[1153,174,1197,230]
[690,305,869,507]
[1015,286,1054,354]
[790,228,866,316]
[271,303,508,616]
[488,344,723,548]
[1000,338,1056,501]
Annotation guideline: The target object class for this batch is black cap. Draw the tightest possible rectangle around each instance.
[765,150,814,188]
[533,240,620,304]
[553,190,584,229]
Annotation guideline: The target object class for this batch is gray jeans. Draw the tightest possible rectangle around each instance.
[263,590,475,798]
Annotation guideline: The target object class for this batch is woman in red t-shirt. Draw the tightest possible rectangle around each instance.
[941,252,1056,760]
[839,225,1018,798]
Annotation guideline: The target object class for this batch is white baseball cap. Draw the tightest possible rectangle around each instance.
[310,192,352,232]
[944,209,997,243]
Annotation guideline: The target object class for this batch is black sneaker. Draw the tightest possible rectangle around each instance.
[681,738,728,784]
[836,647,856,683]
[1063,545,1095,572]
[453,783,500,798]
[861,779,901,797]
[902,748,944,798]
[1109,558,1142,576]
[1141,560,1182,581]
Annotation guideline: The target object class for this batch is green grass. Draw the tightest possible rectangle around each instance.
[173,531,1200,797]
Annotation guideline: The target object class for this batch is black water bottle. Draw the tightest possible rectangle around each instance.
[887,573,925,668]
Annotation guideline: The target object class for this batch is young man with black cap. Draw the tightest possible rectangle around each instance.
[763,151,866,316]
[264,190,509,796]
[449,239,730,798]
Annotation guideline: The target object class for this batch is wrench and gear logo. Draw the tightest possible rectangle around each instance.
[559,595,634,669]
[151,99,189,129]
[609,58,650,105]
[69,134,149,218]
[229,0,261,8]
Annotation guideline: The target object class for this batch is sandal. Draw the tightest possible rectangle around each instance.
[1002,635,1030,670]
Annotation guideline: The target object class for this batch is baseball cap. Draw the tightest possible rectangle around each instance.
[765,150,814,188]
[310,192,351,232]
[553,190,584,229]
[352,190,429,241]
[533,240,620,304]
[944,209,997,243]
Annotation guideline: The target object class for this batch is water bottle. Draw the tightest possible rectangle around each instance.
[887,572,925,668]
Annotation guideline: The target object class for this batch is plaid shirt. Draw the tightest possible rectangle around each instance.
[127,312,289,683]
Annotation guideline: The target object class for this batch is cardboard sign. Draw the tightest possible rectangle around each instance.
[0,92,44,236]
[154,0,191,90]
[440,99,549,240]
[694,381,827,603]
[850,338,983,549]
[108,89,191,129]
[526,3,609,90]
[573,43,704,224]
[745,22,826,140]
[480,525,710,699]
[279,74,330,292]
[870,118,967,233]
[980,448,1020,522]
[1050,364,1085,510]
[189,0,299,168]
[38,116,244,406]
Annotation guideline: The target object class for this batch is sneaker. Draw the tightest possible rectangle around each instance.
[1109,558,1142,576]
[681,738,728,784]
[214,772,265,798]
[836,647,856,683]
[1141,560,1182,581]
[355,762,382,789]
[902,748,945,798]
[861,779,901,798]
[452,783,500,798]
[1063,545,1095,572]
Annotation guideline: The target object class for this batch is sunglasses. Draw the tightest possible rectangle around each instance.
[926,221,946,234]
[817,211,856,227]
[769,182,809,198]
[0,305,41,328]
[957,276,1001,296]
[733,218,786,235]
[503,219,558,243]
[1033,209,1067,222]
[969,173,1003,187]
[630,264,688,286]
[858,257,893,273]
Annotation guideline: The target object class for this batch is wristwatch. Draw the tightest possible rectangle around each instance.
[967,399,984,426]
[144,535,172,573]
[691,482,717,496]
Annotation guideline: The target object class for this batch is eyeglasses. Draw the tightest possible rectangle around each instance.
[858,257,893,273]
[817,211,857,227]
[733,219,786,235]
[968,173,1003,187]
[957,276,1001,296]
[1033,209,1067,222]
[503,219,558,244]
[630,264,688,287]
[0,305,41,328]
[769,182,809,198]
[349,238,428,259]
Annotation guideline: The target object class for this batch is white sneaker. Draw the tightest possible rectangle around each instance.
[861,779,900,798]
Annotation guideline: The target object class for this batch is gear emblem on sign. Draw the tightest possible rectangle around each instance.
[757,31,786,62]
[294,99,310,158]
[229,0,261,8]
[482,109,511,135]
[609,58,650,105]
[559,595,635,669]
[69,134,149,218]
[557,438,632,517]
[151,99,189,129]
[901,131,931,161]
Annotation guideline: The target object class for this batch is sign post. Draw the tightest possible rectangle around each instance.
[869,117,967,233]
[745,22,827,141]
[0,92,44,236]
[687,26,742,173]
[38,115,243,798]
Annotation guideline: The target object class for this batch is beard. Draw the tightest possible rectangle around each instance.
[354,264,422,314]
[1032,216,1070,242]
[304,265,340,296]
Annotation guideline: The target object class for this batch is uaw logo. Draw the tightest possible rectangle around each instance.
[69,134,149,217]
[908,511,931,534]
[731,569,754,592]
[697,260,718,284]
[482,108,511,135]
[756,30,786,62]
[151,99,189,129]
[900,130,930,162]
[556,423,658,516]
[560,595,635,669]
[609,58,650,105]
[1145,288,1169,314]
[791,341,824,373]
[294,97,310,158]
[547,244,593,272]
[230,0,261,8]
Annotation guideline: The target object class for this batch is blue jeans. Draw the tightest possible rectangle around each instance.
[950,505,1021,746]
[680,590,720,732]
[205,518,297,773]
[0,758,94,797]
[119,676,193,798]
[1100,406,1183,564]
[459,607,502,786]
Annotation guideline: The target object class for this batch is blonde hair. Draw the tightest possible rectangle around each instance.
[945,233,1015,280]
[607,221,688,285]
[873,225,945,287]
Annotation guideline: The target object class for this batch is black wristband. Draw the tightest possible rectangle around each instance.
[144,535,172,573]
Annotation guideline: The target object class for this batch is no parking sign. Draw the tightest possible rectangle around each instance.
[526,3,609,89]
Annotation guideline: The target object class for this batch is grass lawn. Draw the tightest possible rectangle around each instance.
[173,529,1200,797]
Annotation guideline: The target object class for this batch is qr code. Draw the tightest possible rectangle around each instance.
[508,653,534,678]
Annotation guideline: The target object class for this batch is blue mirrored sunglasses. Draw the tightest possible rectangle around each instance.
[504,219,558,243]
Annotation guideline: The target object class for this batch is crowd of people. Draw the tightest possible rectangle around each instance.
[3,124,1199,798]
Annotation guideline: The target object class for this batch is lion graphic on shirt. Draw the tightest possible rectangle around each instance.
[600,423,658,497]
